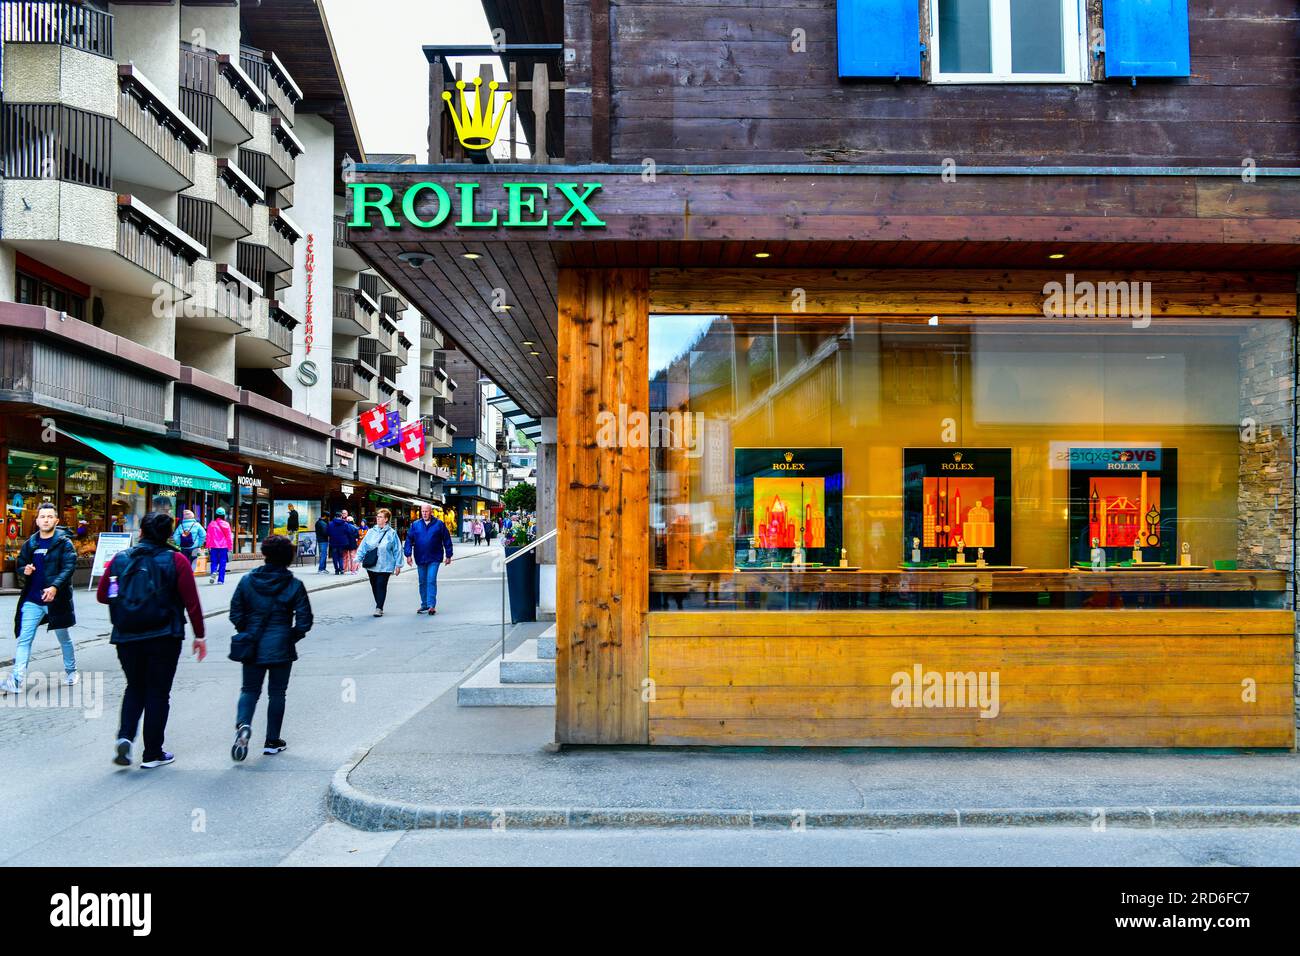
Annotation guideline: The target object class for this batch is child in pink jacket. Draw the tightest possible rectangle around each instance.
[205,508,234,584]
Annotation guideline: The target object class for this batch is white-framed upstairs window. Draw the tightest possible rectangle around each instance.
[930,0,1088,83]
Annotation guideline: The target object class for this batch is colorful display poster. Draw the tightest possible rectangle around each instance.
[1068,446,1177,563]
[734,448,843,566]
[903,448,1012,565]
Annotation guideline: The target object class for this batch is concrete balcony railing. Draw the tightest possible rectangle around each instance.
[266,207,300,274]
[376,314,396,355]
[240,45,301,125]
[333,213,366,271]
[266,116,302,189]
[179,43,260,147]
[216,261,264,329]
[215,156,262,238]
[395,331,412,367]
[420,317,445,350]
[178,258,252,335]
[331,357,370,401]
[117,64,207,190]
[333,285,378,338]
[117,195,205,291]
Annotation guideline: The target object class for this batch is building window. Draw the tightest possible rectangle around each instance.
[61,458,107,560]
[931,0,1085,82]
[5,450,58,570]
[16,270,87,320]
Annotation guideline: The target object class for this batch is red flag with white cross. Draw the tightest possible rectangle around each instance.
[361,403,390,443]
[400,420,426,462]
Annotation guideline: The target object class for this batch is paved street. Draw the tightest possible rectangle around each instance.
[0,545,507,866]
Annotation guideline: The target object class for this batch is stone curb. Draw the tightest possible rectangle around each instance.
[326,754,1300,832]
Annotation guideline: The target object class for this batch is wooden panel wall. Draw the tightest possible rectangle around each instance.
[596,0,1300,166]
[556,268,652,743]
[648,611,1296,747]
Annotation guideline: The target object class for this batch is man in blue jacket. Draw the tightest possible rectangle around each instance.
[326,511,355,575]
[403,504,454,614]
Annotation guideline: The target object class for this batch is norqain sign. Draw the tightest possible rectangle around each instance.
[347,181,606,230]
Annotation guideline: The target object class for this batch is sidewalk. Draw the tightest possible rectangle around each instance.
[0,543,503,667]
[329,637,1300,831]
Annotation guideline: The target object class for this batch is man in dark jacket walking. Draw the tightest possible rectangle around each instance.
[229,534,313,760]
[403,503,454,614]
[326,511,354,575]
[98,512,206,769]
[314,513,330,573]
[3,503,78,693]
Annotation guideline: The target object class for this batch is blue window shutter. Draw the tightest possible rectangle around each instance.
[837,0,922,79]
[1102,0,1191,77]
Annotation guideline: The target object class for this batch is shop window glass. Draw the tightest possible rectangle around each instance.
[61,458,106,560]
[273,500,316,538]
[110,476,148,539]
[648,314,1292,611]
[5,450,58,569]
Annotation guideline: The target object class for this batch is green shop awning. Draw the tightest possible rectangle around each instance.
[66,431,232,494]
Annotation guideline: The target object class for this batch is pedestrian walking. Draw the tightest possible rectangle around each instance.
[229,534,313,761]
[99,512,206,769]
[2,503,78,694]
[326,511,352,575]
[460,512,471,543]
[205,508,234,585]
[404,503,454,615]
[472,516,484,546]
[356,508,402,616]
[343,510,360,574]
[314,513,329,573]
[173,509,206,567]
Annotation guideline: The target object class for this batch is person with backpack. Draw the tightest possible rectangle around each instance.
[229,534,313,761]
[314,513,330,573]
[2,503,78,694]
[205,507,234,585]
[173,509,206,567]
[355,508,402,617]
[98,512,206,769]
[326,510,352,575]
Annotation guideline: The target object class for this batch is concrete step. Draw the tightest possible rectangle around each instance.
[499,640,556,684]
[537,624,557,660]
[458,655,555,707]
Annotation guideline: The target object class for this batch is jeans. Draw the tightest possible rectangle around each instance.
[416,561,442,610]
[209,547,229,583]
[367,570,391,609]
[237,662,292,743]
[115,637,182,762]
[330,545,346,574]
[13,600,75,685]
[317,540,328,572]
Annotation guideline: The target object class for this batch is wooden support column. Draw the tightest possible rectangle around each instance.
[556,268,651,744]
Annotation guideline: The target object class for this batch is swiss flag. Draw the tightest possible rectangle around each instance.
[361,403,390,443]
[400,420,426,462]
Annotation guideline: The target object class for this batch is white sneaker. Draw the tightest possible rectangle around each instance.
[0,675,21,695]
[113,738,132,766]
[63,672,79,686]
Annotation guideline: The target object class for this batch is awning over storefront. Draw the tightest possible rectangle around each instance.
[65,431,232,494]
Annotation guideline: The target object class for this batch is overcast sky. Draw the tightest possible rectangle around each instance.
[320,0,494,162]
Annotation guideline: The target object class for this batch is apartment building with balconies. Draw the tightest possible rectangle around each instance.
[0,0,452,580]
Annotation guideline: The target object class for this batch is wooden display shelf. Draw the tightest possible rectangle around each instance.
[652,568,1287,595]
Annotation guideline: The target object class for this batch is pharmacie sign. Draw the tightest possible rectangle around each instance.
[347,181,606,231]
[115,465,229,494]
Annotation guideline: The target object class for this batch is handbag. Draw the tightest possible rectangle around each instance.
[361,527,389,570]
[229,608,272,663]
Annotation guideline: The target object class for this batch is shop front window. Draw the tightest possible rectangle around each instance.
[5,450,58,568]
[273,500,315,539]
[61,458,107,560]
[648,313,1292,611]
[110,476,148,539]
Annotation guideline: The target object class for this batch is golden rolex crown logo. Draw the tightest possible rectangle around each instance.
[953,452,963,462]
[442,77,512,152]
[784,452,794,462]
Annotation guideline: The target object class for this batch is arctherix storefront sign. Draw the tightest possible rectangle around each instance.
[347,181,605,231]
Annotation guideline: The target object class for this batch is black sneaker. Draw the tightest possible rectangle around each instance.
[428,607,436,615]
[113,738,132,766]
[232,724,251,762]
[263,739,287,755]
[140,752,175,769]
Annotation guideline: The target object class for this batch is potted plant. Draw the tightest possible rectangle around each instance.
[503,522,537,623]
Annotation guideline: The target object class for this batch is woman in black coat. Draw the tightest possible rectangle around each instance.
[5,503,78,693]
[228,535,313,760]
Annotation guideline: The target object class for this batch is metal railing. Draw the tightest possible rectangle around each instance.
[1,102,111,187]
[117,197,202,288]
[2,1,113,57]
[500,527,557,657]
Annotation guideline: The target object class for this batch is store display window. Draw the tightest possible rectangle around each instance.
[61,458,107,559]
[5,450,58,568]
[110,476,148,538]
[648,313,1293,610]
